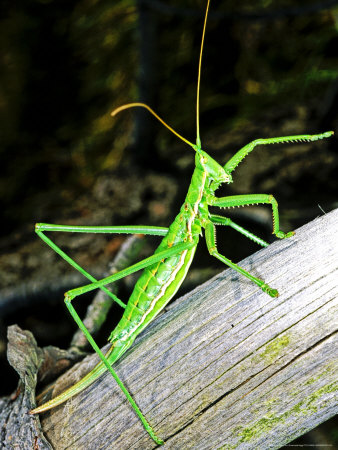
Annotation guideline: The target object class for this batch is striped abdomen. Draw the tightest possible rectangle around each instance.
[109,233,198,345]
[109,164,206,349]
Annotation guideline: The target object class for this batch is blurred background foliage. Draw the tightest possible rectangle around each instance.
[0,2,338,443]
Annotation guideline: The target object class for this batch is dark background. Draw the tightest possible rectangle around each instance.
[0,0,337,446]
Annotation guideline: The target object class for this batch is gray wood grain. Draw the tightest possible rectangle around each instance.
[38,209,338,449]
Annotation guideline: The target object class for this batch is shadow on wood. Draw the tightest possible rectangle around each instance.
[16,209,338,448]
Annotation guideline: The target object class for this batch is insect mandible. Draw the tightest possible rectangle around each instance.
[30,0,333,445]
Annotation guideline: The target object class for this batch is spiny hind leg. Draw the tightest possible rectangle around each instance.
[205,220,278,297]
[208,193,294,240]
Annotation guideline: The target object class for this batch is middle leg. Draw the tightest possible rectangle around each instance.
[208,193,294,239]
[205,220,278,297]
[210,214,269,248]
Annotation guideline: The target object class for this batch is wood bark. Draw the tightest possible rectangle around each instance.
[4,209,338,449]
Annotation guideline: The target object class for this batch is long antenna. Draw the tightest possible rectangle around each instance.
[196,0,210,149]
[112,102,195,149]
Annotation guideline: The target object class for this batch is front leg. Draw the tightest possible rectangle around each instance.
[205,220,279,298]
[223,132,334,174]
[208,193,294,240]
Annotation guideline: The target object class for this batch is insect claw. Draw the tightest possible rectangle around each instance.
[261,284,279,297]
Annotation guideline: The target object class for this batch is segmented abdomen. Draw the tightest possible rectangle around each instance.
[109,237,197,345]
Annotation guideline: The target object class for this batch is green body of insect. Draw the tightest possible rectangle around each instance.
[30,0,333,445]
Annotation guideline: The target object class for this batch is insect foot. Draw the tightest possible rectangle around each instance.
[149,430,164,446]
[275,231,295,239]
[261,284,279,298]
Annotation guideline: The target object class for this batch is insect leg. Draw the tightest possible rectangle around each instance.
[224,131,334,174]
[62,240,193,445]
[210,214,269,248]
[205,220,278,298]
[208,193,294,239]
[35,223,168,308]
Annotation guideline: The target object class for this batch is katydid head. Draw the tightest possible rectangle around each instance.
[194,147,232,188]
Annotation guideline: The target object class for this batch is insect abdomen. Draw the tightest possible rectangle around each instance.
[109,242,197,343]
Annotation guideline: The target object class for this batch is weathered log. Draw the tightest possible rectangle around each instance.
[1,326,53,450]
[8,209,338,448]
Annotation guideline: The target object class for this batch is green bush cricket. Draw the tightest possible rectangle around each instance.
[30,0,333,444]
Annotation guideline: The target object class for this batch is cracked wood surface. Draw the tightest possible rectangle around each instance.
[35,209,338,449]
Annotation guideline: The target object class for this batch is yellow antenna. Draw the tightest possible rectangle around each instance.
[112,102,195,149]
[196,0,210,149]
